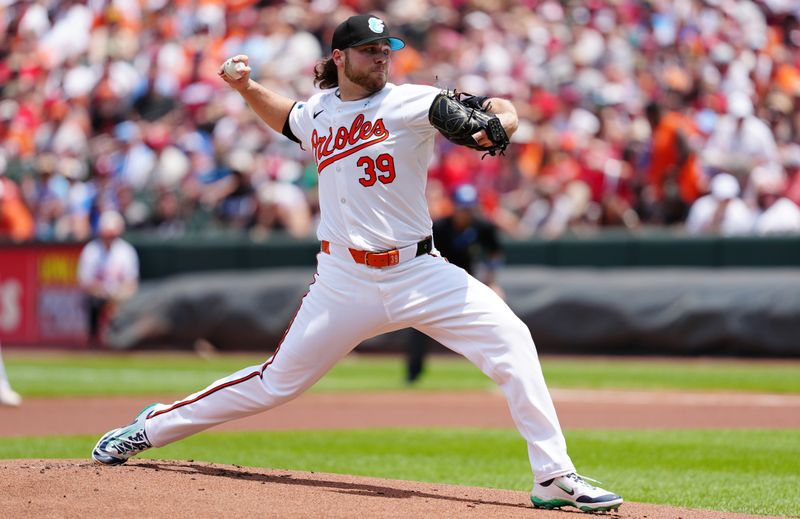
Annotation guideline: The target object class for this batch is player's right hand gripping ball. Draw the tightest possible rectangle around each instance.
[428,90,510,157]
[222,58,248,80]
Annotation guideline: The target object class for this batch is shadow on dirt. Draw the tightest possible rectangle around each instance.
[133,461,549,512]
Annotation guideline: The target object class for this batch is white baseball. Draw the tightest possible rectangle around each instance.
[223,59,247,80]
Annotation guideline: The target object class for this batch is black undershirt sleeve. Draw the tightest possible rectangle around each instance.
[282,102,301,144]
[462,95,490,111]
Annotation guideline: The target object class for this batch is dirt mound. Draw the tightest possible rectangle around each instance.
[0,459,776,519]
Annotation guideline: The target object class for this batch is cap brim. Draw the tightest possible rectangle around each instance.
[346,36,405,51]
[387,37,405,50]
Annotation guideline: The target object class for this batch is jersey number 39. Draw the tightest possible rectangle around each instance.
[357,154,396,187]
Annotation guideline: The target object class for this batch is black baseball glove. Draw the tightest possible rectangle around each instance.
[428,90,510,157]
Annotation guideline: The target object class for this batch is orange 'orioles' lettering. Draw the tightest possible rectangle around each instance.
[311,115,389,174]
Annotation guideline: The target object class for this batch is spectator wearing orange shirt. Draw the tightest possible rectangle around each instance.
[0,175,35,242]
[644,101,706,224]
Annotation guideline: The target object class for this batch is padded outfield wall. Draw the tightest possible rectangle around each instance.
[110,232,800,356]
[127,232,800,278]
[2,233,799,353]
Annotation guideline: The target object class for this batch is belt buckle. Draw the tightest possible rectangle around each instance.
[365,249,400,268]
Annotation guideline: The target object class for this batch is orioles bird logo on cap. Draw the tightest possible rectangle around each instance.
[368,17,385,33]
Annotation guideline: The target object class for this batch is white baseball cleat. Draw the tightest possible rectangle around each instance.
[92,404,158,465]
[0,382,22,407]
[531,472,623,513]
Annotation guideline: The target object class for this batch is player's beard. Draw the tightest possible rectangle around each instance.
[344,58,388,94]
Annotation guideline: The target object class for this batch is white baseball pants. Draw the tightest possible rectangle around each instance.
[144,249,576,481]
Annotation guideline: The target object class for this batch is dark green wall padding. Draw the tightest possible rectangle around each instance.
[125,232,800,280]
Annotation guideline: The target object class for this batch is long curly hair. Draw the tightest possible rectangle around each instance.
[313,56,338,90]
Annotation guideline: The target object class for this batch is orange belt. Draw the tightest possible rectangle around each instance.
[321,236,433,268]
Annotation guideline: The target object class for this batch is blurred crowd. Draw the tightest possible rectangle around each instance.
[1,0,800,244]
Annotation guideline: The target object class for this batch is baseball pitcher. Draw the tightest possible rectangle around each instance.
[92,14,622,513]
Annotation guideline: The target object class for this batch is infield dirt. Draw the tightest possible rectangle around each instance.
[3,388,800,436]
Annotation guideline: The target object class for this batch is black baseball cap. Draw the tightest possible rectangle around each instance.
[331,15,405,51]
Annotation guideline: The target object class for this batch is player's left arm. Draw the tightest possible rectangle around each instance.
[473,98,518,148]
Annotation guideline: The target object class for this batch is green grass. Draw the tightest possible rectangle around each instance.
[4,352,800,397]
[540,357,800,393]
[1,429,798,517]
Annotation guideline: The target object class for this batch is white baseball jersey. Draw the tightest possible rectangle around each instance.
[287,83,440,251]
[77,238,139,295]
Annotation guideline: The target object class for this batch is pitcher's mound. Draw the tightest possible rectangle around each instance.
[0,459,769,518]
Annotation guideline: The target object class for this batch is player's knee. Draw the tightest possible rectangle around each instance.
[485,359,514,385]
[504,317,535,346]
[259,376,304,404]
